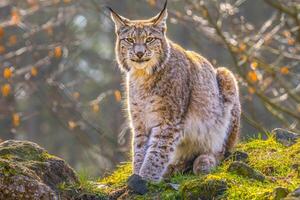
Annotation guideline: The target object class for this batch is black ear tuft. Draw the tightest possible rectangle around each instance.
[153,0,168,27]
[107,6,129,30]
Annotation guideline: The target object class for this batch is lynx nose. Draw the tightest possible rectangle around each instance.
[136,51,144,59]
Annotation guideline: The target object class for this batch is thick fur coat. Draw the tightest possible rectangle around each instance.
[110,2,241,181]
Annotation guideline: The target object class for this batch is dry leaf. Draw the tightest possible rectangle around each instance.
[147,0,156,7]
[1,84,11,97]
[10,9,21,25]
[280,66,289,75]
[238,43,246,52]
[3,68,12,79]
[0,45,5,54]
[91,104,100,113]
[68,120,77,130]
[31,67,38,76]
[114,90,122,102]
[287,38,295,45]
[54,46,62,58]
[8,35,17,46]
[12,113,20,127]
[248,87,255,94]
[73,92,80,100]
[0,26,4,38]
[247,71,258,83]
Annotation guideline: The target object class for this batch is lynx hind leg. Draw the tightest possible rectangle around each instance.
[217,67,241,153]
[225,103,241,153]
[193,154,217,175]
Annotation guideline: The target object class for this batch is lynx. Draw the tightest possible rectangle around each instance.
[110,2,241,182]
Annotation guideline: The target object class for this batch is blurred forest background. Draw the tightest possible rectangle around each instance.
[0,0,299,176]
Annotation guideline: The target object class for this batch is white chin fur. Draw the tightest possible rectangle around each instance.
[127,57,158,75]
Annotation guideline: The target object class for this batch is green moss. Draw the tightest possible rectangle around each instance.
[89,136,300,200]
[180,178,227,199]
[0,142,46,162]
[40,152,57,160]
[99,162,132,191]
[0,159,18,176]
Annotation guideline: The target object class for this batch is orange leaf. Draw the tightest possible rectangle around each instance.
[248,87,255,94]
[27,0,38,7]
[0,45,5,54]
[3,68,12,79]
[287,38,295,45]
[10,9,21,25]
[54,46,62,58]
[280,66,289,75]
[114,90,122,102]
[31,67,38,76]
[68,120,77,130]
[63,0,72,3]
[0,26,4,38]
[147,0,156,7]
[73,92,80,100]
[282,30,291,38]
[12,113,20,127]
[91,103,100,113]
[247,71,258,83]
[238,43,247,52]
[1,84,11,97]
[8,35,17,46]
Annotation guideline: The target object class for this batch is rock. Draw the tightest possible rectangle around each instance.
[166,183,180,191]
[180,179,228,199]
[285,187,300,200]
[228,161,265,181]
[272,187,289,200]
[292,188,300,196]
[226,151,249,162]
[127,174,148,195]
[0,140,78,200]
[272,128,300,146]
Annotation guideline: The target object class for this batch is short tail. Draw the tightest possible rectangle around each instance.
[216,67,241,153]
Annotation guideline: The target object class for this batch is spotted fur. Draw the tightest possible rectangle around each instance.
[110,2,241,181]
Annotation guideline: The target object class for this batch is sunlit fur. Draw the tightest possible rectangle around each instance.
[110,4,241,182]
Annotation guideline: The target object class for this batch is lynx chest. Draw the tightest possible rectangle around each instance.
[127,75,163,133]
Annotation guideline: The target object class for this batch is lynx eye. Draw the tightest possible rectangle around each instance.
[125,38,134,43]
[145,37,155,43]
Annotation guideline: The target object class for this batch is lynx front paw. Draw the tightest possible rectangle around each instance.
[139,167,161,182]
[193,154,217,175]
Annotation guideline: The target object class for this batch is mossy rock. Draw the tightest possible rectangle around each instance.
[0,140,78,200]
[228,161,265,181]
[271,128,300,147]
[180,178,227,200]
[272,187,289,200]
[285,187,300,200]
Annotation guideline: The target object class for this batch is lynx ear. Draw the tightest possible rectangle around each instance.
[152,0,168,29]
[108,7,129,31]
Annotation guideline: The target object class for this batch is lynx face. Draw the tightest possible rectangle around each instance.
[110,4,169,74]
